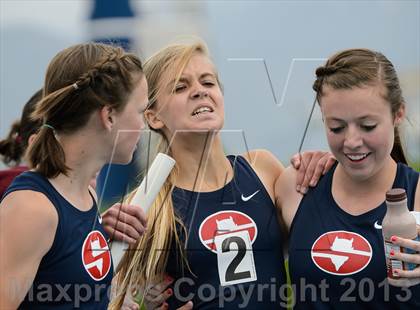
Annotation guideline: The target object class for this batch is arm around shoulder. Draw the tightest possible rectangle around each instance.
[275,166,303,231]
[0,190,58,308]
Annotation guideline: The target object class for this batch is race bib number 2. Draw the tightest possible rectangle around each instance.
[214,230,257,286]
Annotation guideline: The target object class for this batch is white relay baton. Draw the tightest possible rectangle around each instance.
[110,153,176,269]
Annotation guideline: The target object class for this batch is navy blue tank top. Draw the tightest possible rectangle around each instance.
[2,171,113,309]
[289,163,419,309]
[166,155,287,309]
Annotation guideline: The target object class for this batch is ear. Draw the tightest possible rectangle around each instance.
[27,133,37,146]
[394,104,406,126]
[144,108,164,130]
[99,106,115,131]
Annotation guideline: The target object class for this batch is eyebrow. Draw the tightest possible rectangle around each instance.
[172,72,216,84]
[199,73,217,79]
[326,115,379,122]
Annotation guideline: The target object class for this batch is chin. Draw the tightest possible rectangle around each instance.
[205,124,223,132]
[191,118,223,131]
[342,164,377,182]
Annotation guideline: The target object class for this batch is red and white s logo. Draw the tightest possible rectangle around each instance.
[81,231,111,281]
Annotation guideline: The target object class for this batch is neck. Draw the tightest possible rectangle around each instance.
[335,156,397,193]
[170,132,232,192]
[50,131,106,197]
[332,156,397,214]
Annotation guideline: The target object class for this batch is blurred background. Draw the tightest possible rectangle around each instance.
[1,0,419,206]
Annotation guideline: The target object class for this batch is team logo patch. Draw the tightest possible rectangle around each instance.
[311,230,372,276]
[199,210,258,253]
[81,231,112,281]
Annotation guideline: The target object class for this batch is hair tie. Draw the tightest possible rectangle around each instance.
[15,135,23,144]
[42,124,55,131]
[72,82,79,90]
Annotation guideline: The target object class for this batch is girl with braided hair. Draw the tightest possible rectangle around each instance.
[277,48,420,308]
[0,43,149,309]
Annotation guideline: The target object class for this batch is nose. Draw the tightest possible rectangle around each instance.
[191,90,209,99]
[190,82,209,100]
[344,125,363,149]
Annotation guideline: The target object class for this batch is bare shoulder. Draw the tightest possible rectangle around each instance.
[0,191,58,307]
[275,166,303,230]
[241,149,285,203]
[1,190,58,219]
[242,149,284,177]
[275,166,298,200]
[1,190,58,252]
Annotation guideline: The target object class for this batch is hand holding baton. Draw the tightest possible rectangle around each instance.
[111,153,176,269]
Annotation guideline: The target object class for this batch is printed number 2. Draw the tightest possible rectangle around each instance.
[214,230,257,286]
[222,236,251,282]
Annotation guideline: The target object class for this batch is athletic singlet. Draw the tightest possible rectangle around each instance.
[2,171,113,309]
[289,162,420,309]
[165,155,287,309]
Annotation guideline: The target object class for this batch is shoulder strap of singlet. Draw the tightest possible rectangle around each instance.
[394,163,419,211]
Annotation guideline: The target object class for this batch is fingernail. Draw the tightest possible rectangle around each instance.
[390,249,394,256]
[167,288,173,295]
[301,187,308,194]
[391,236,397,242]
[296,185,301,192]
[163,302,169,309]
[165,275,174,282]
[310,180,316,187]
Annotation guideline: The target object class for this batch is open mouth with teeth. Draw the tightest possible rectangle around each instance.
[192,106,213,116]
[345,153,371,162]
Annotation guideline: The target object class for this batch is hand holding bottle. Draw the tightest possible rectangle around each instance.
[385,211,420,287]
